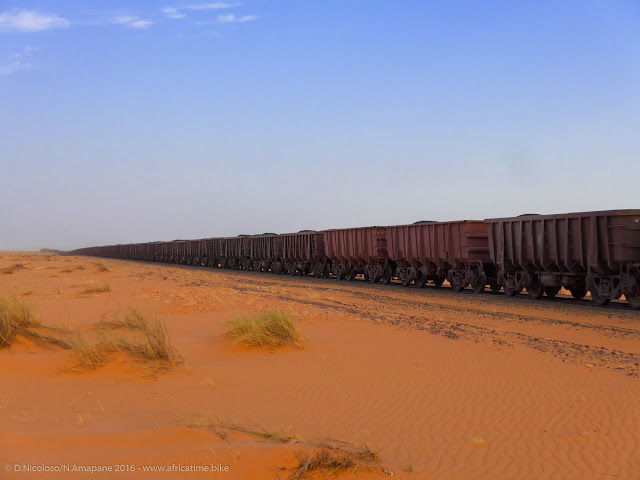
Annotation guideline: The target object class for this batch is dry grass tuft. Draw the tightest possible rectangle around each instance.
[224,310,305,348]
[74,265,85,271]
[180,416,300,443]
[94,262,109,273]
[82,281,111,294]
[179,416,384,478]
[118,317,182,366]
[59,267,72,273]
[20,290,33,296]
[69,313,182,371]
[0,295,70,349]
[1,264,26,275]
[68,333,117,371]
[98,308,148,330]
[289,440,381,479]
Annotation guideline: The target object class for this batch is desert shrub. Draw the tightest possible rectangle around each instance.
[94,262,109,272]
[224,310,304,348]
[82,281,111,294]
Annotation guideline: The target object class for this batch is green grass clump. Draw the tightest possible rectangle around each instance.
[224,310,305,348]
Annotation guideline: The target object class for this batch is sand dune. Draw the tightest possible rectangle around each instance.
[1,252,639,478]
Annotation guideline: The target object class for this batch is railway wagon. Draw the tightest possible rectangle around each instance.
[486,210,640,308]
[162,241,175,263]
[221,236,250,269]
[386,221,497,291]
[280,231,328,276]
[246,234,282,272]
[206,238,224,267]
[323,226,388,280]
[189,239,207,266]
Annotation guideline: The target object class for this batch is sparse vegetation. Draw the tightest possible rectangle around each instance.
[117,317,182,365]
[69,332,117,371]
[68,312,182,371]
[180,416,299,443]
[59,267,72,273]
[289,441,381,479]
[180,416,383,478]
[98,308,148,330]
[94,262,109,272]
[74,265,85,271]
[0,295,70,349]
[1,264,26,275]
[20,290,33,296]
[82,281,111,294]
[224,310,305,348]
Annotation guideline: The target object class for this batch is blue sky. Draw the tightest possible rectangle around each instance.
[1,1,639,250]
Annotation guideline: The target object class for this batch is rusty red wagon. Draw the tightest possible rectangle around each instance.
[323,226,388,281]
[485,210,640,307]
[386,220,496,291]
[280,231,328,276]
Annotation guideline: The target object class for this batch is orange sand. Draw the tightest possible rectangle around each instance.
[1,252,639,479]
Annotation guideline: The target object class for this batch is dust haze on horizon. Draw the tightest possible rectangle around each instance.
[1,1,639,251]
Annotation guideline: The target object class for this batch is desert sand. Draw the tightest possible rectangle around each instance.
[1,251,639,479]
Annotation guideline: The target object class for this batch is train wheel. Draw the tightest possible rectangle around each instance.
[590,288,610,307]
[433,275,445,288]
[544,286,561,298]
[570,285,587,300]
[451,281,467,292]
[472,272,486,294]
[370,274,380,284]
[627,293,640,309]
[503,284,522,297]
[527,278,544,299]
[381,270,392,285]
[400,277,412,287]
[346,269,356,281]
[489,283,501,293]
[414,273,426,288]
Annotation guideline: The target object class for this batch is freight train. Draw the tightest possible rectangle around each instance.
[68,210,640,309]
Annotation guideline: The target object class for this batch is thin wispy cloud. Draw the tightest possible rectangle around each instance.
[113,16,153,30]
[217,13,256,23]
[187,3,238,10]
[0,46,37,76]
[162,7,186,19]
[0,10,69,33]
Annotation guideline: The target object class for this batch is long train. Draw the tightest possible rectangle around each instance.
[68,209,640,309]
